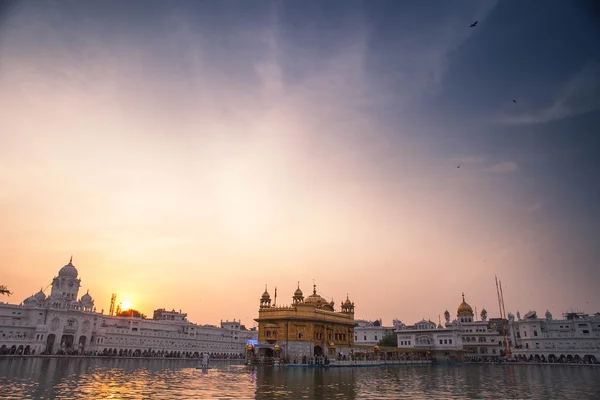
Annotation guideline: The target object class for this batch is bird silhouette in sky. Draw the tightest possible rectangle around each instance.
[513,100,518,103]
[470,21,478,28]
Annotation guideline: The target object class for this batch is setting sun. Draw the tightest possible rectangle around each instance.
[121,301,132,311]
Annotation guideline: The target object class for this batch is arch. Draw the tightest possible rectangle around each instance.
[78,336,87,353]
[60,334,75,351]
[548,354,557,363]
[46,334,56,354]
[574,355,581,363]
[314,345,323,357]
[583,355,597,364]
[17,345,24,355]
[566,354,574,363]
[0,345,7,355]
[534,354,541,362]
[10,345,17,355]
[24,345,31,355]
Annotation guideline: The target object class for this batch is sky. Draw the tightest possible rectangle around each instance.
[1,0,599,327]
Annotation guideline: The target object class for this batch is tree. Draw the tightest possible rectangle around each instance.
[116,309,147,319]
[377,333,398,348]
[0,285,12,297]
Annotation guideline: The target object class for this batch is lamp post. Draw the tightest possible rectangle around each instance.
[273,344,281,363]
[245,344,254,364]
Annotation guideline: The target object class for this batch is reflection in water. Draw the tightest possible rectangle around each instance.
[0,358,599,399]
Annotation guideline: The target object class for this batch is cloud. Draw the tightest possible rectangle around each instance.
[497,61,600,125]
[488,161,518,174]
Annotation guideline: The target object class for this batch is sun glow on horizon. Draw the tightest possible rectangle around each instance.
[121,301,132,311]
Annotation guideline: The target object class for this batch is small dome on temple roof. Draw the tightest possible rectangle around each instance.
[34,288,46,301]
[58,256,78,278]
[457,293,474,317]
[81,290,93,303]
[24,294,38,304]
[261,285,270,300]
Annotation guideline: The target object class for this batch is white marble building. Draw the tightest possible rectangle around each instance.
[353,319,398,346]
[395,293,504,361]
[510,310,600,363]
[0,258,256,356]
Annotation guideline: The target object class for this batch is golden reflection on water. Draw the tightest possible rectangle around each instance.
[0,358,599,399]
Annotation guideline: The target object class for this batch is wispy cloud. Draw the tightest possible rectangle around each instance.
[497,61,600,125]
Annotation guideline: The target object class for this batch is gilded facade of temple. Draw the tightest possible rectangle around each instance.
[254,283,355,360]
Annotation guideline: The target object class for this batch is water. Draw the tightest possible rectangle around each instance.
[1,358,599,399]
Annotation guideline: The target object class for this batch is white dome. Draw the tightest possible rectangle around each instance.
[23,295,38,305]
[58,257,78,278]
[81,290,93,303]
[34,289,46,301]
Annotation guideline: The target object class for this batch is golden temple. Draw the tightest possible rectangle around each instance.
[254,282,355,360]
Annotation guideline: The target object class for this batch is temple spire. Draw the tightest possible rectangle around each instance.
[69,255,73,264]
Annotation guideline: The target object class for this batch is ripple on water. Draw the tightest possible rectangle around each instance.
[0,359,599,399]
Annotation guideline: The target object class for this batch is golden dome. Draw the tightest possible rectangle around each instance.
[261,285,270,300]
[305,294,327,306]
[457,293,474,317]
[294,282,303,297]
[273,344,281,351]
[305,284,327,306]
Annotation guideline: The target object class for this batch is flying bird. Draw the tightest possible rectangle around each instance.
[513,100,517,103]
[457,166,460,168]
[470,21,478,28]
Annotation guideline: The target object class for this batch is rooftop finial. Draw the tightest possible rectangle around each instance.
[313,280,316,295]
[462,292,465,302]
[297,281,300,289]
[69,255,73,264]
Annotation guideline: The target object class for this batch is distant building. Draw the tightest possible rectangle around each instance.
[395,293,504,361]
[510,310,600,363]
[0,258,257,357]
[353,319,397,346]
[153,308,187,322]
[254,283,355,360]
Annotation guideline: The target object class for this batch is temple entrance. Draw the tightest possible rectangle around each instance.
[314,346,323,357]
[61,334,74,351]
[46,334,56,354]
[264,348,274,357]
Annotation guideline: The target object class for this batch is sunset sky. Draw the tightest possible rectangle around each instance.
[1,1,599,327]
